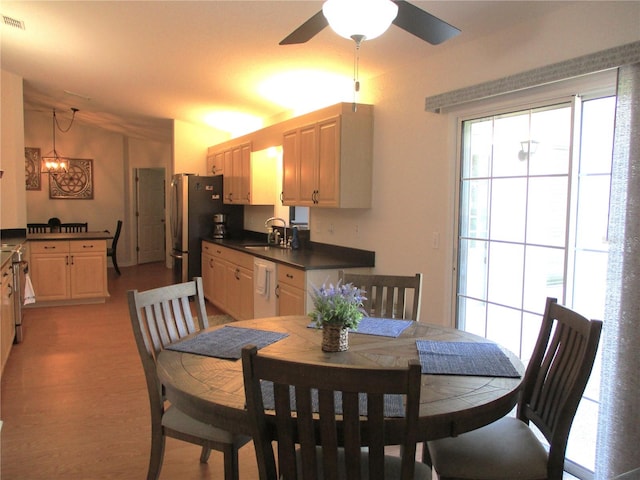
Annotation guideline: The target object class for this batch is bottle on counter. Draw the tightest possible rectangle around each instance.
[291,226,300,250]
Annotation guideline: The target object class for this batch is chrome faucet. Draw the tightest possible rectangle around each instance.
[265,217,288,247]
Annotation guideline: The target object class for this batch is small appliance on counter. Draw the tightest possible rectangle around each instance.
[213,213,228,239]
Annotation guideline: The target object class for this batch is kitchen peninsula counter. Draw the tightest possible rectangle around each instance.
[204,238,375,270]
[27,231,112,306]
[28,231,113,241]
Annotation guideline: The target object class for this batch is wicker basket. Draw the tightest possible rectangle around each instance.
[322,324,349,352]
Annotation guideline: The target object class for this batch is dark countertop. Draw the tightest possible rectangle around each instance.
[204,237,375,271]
[27,232,113,241]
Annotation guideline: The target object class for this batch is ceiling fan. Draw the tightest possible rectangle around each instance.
[279,0,461,46]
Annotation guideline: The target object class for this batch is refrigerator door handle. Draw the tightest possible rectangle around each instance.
[170,252,184,260]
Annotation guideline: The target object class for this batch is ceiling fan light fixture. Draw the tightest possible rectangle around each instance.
[322,0,398,42]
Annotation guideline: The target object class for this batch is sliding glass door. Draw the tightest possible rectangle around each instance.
[456,95,615,477]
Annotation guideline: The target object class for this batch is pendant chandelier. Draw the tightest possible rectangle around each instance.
[41,107,78,174]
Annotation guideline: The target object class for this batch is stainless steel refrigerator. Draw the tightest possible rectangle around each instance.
[170,174,243,284]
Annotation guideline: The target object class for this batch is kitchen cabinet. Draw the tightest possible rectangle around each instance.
[1,261,15,375]
[201,242,254,320]
[276,265,352,316]
[276,264,306,316]
[206,150,224,176]
[220,142,276,205]
[282,107,373,208]
[29,240,108,304]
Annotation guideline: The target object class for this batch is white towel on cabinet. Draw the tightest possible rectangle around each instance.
[256,264,268,297]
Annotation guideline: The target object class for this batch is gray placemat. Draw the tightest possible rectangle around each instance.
[354,317,413,337]
[260,381,406,417]
[416,340,520,378]
[307,317,412,338]
[167,326,288,360]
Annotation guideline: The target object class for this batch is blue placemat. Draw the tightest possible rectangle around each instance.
[416,340,520,378]
[167,326,288,360]
[308,317,412,338]
[260,381,406,417]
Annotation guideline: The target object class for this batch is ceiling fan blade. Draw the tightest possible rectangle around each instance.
[279,10,328,45]
[392,0,461,45]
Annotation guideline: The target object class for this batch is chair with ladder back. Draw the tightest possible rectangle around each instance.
[424,297,603,480]
[127,277,251,480]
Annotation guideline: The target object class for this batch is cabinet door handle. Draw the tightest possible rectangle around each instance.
[82,244,94,249]
[70,255,74,265]
[235,268,240,280]
[246,192,251,202]
[280,192,284,204]
[286,273,294,279]
[275,284,280,298]
[44,246,56,250]
[209,259,213,267]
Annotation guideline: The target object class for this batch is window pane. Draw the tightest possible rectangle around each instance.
[458,239,488,299]
[458,296,486,336]
[523,246,565,313]
[487,242,524,308]
[493,113,529,177]
[526,176,568,247]
[572,250,608,319]
[462,119,492,178]
[529,105,571,175]
[580,97,615,174]
[521,311,543,362]
[576,175,611,250]
[486,303,521,354]
[490,178,527,243]
[459,179,490,239]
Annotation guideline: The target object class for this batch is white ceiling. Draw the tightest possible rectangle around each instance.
[1,1,569,142]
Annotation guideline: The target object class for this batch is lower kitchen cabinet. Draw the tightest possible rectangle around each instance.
[201,242,254,320]
[29,240,108,304]
[276,264,306,316]
[1,261,15,375]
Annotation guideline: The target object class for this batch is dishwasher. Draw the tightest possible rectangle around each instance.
[253,257,277,318]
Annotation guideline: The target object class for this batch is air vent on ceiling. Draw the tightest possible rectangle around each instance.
[2,15,25,30]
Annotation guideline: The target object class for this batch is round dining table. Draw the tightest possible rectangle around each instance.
[157,315,524,442]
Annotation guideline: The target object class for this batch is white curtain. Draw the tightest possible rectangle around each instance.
[595,63,640,479]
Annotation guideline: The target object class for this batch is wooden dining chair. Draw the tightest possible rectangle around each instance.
[127,277,251,480]
[61,222,88,232]
[340,271,423,320]
[27,223,49,233]
[242,345,430,480]
[106,220,122,275]
[425,297,603,480]
[47,217,61,233]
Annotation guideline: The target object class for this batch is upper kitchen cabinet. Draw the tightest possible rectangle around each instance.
[212,142,276,205]
[282,104,373,208]
[206,149,224,176]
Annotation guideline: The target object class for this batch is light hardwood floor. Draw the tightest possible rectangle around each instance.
[0,262,260,480]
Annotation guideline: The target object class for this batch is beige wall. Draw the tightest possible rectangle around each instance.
[0,70,26,230]
[2,1,638,322]
[22,109,172,269]
[309,2,640,326]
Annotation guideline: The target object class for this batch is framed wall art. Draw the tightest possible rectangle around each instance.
[25,147,41,190]
[49,158,94,199]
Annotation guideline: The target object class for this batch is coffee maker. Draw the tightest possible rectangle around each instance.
[213,213,228,239]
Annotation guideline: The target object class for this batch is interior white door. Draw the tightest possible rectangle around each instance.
[136,168,166,264]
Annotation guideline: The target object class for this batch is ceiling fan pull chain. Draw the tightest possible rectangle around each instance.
[352,38,362,112]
